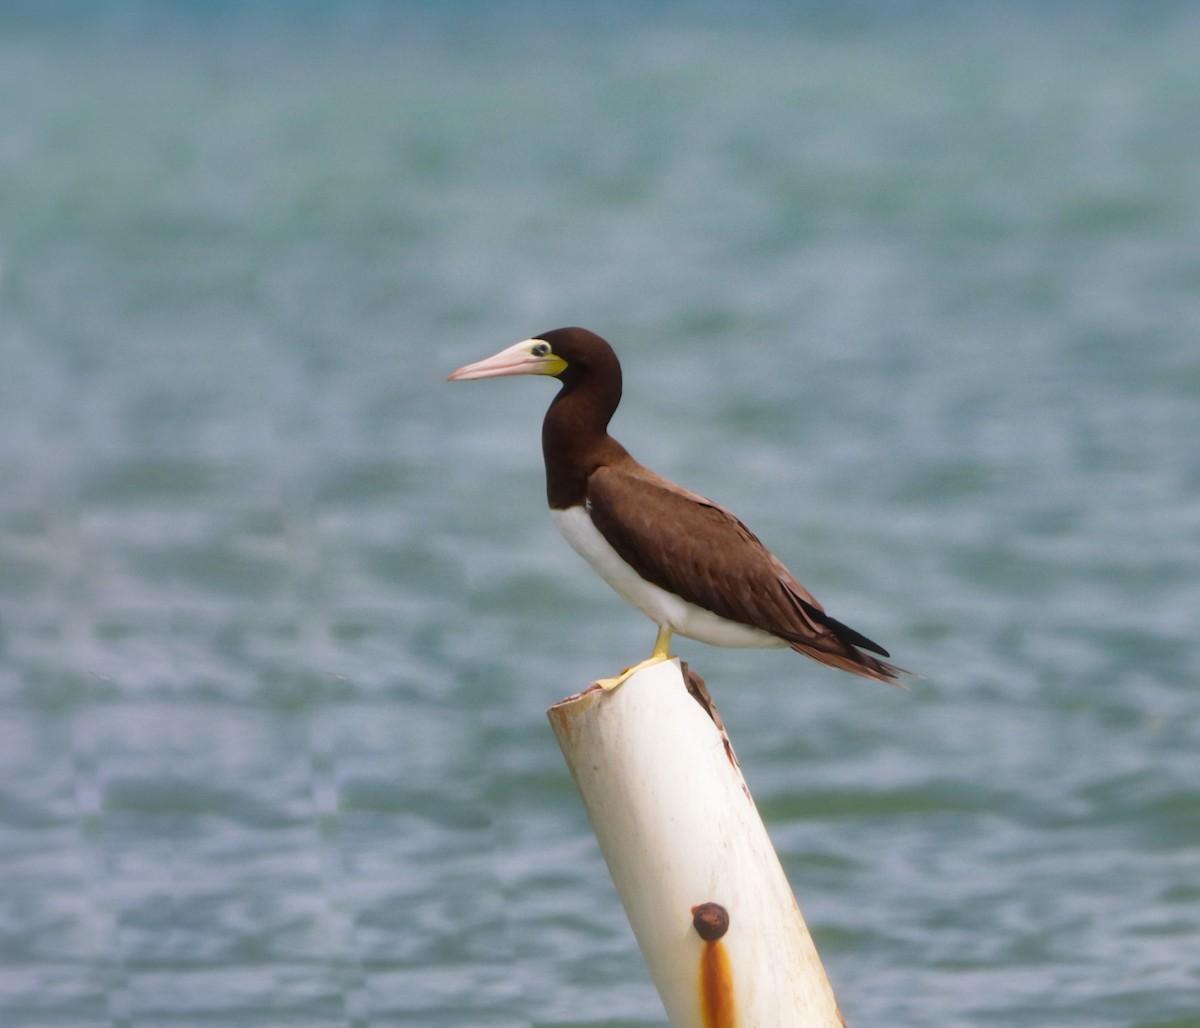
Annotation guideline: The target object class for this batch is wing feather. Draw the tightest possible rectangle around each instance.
[586,462,901,683]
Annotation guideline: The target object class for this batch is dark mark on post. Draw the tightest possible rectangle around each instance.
[691,901,730,942]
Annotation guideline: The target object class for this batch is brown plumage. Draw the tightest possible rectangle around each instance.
[449,326,903,685]
[585,460,901,682]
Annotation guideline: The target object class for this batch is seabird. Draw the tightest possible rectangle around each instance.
[448,327,902,689]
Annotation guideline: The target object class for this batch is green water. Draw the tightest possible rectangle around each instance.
[1,4,1199,1025]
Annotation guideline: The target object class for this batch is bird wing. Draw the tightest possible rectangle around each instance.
[586,461,889,660]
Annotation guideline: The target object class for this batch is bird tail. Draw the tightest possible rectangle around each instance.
[780,587,908,684]
[790,640,907,685]
[789,605,907,685]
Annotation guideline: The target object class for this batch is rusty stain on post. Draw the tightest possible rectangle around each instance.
[546,682,604,749]
[545,704,574,749]
[692,902,737,1028]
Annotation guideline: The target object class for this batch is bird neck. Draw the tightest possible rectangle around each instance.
[542,373,625,510]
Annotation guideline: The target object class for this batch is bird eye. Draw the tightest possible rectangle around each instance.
[531,342,550,357]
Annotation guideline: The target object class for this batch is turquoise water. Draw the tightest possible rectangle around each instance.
[2,3,1199,1025]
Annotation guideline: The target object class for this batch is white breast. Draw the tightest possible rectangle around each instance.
[550,505,787,649]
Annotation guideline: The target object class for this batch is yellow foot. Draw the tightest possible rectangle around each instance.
[594,626,676,692]
[594,654,672,692]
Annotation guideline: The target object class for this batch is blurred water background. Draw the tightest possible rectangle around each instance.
[2,2,1199,1025]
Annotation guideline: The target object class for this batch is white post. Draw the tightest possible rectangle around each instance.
[547,658,845,1027]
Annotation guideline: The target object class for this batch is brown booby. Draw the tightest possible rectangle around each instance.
[448,327,902,688]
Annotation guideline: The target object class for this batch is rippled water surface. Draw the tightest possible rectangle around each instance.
[2,3,1199,1025]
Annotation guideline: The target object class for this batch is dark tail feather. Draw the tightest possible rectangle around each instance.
[822,613,890,657]
[793,595,891,657]
[793,597,906,684]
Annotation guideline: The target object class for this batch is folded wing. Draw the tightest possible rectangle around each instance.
[586,462,902,683]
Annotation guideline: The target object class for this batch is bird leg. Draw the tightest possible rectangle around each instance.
[595,626,674,691]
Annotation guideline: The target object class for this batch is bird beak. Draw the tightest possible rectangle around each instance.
[447,339,565,381]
